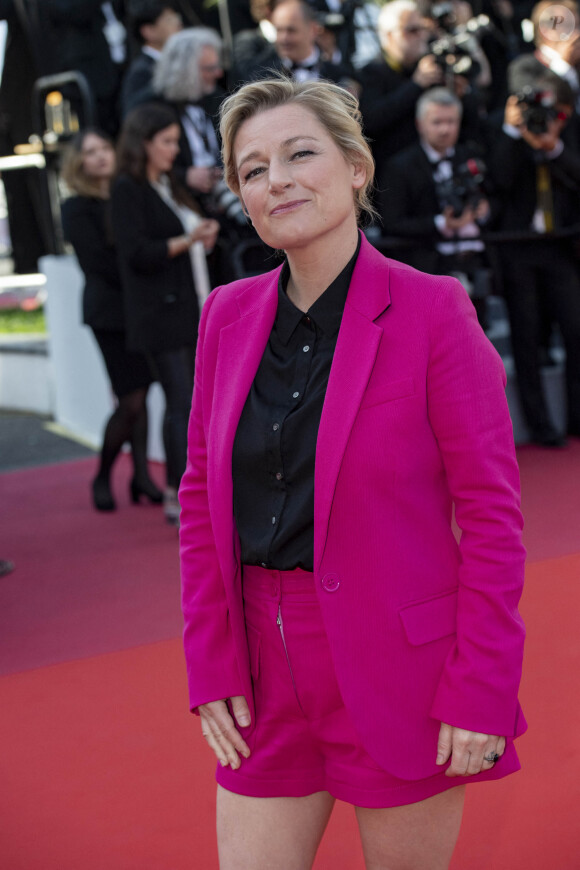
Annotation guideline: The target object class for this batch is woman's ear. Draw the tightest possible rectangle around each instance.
[351,162,366,191]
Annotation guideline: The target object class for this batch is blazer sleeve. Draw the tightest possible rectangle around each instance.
[358,64,422,137]
[179,289,245,712]
[111,176,175,274]
[61,198,119,287]
[425,278,526,737]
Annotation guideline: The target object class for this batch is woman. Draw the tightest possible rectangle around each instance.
[179,78,526,868]
[61,129,162,512]
[112,104,219,524]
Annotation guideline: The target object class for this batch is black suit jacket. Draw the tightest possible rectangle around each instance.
[378,142,487,273]
[121,50,156,118]
[61,196,125,332]
[111,174,199,354]
[245,53,355,88]
[489,130,580,235]
[48,0,119,102]
[358,56,423,176]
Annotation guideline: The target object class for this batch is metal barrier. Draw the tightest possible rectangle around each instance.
[1,71,95,258]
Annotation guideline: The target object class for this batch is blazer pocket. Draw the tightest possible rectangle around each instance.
[360,377,416,410]
[399,589,458,646]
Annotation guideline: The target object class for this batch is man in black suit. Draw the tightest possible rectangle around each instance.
[489,74,580,445]
[379,88,491,322]
[121,1,183,116]
[244,0,358,91]
[358,0,444,177]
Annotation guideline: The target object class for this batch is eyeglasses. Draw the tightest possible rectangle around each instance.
[400,25,429,34]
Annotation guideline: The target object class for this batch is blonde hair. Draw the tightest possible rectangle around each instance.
[61,129,114,199]
[220,77,376,223]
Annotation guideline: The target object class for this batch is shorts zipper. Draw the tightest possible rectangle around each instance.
[276,604,304,713]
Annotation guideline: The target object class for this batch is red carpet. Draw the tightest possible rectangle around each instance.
[1,445,580,868]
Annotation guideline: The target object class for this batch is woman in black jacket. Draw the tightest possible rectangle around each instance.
[61,128,163,512]
[112,103,219,524]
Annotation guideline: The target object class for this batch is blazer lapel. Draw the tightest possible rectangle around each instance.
[207,269,281,582]
[314,237,392,571]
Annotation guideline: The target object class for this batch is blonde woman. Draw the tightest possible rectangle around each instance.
[179,78,526,869]
[62,129,161,512]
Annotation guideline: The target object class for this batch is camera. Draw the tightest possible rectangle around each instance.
[428,12,491,81]
[430,33,477,79]
[435,158,486,217]
[515,86,558,135]
[205,176,247,227]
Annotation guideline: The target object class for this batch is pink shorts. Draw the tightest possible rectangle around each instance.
[216,566,520,808]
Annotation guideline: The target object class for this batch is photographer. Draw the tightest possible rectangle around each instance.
[379,87,492,325]
[359,0,443,175]
[489,73,580,445]
[359,0,485,178]
[241,0,359,92]
[426,0,493,92]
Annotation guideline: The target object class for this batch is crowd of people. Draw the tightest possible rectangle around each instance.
[3,0,580,513]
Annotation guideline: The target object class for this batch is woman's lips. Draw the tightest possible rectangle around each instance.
[270,200,307,216]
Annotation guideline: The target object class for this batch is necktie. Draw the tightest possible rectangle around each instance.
[535,162,554,233]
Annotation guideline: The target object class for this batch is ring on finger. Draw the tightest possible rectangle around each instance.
[484,752,500,763]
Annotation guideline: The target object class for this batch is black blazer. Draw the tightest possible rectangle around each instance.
[111,174,199,354]
[358,57,423,175]
[245,53,356,90]
[489,130,580,235]
[61,196,125,331]
[121,50,156,118]
[378,142,490,273]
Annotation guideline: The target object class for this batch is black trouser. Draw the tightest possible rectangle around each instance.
[500,243,580,436]
[148,345,196,489]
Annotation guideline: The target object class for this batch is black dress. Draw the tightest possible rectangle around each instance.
[61,195,152,397]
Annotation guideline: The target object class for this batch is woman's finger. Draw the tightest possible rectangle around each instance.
[199,698,251,768]
[435,721,453,766]
[442,727,506,776]
[481,736,506,770]
[202,727,230,768]
[445,730,471,777]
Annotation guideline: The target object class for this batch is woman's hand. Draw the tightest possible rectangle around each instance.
[186,166,221,194]
[192,218,220,252]
[436,722,506,777]
[199,695,252,769]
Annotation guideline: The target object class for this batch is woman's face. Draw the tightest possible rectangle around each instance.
[81,133,115,181]
[234,104,365,252]
[144,123,181,176]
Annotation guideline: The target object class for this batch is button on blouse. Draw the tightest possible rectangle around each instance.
[232,238,360,572]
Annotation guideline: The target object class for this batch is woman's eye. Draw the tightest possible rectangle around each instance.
[291,150,314,160]
[244,166,265,181]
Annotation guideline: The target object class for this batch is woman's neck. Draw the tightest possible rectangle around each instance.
[96,177,111,198]
[285,224,360,313]
[146,166,162,184]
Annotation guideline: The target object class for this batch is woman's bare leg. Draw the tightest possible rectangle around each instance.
[216,786,335,870]
[355,785,465,870]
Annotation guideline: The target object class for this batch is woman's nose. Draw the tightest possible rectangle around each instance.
[268,160,293,192]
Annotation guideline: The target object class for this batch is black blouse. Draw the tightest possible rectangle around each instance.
[232,238,360,571]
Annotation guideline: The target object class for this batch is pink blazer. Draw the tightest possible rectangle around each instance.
[179,234,527,780]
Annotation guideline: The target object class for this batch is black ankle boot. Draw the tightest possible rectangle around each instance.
[92,477,116,511]
[130,477,163,504]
